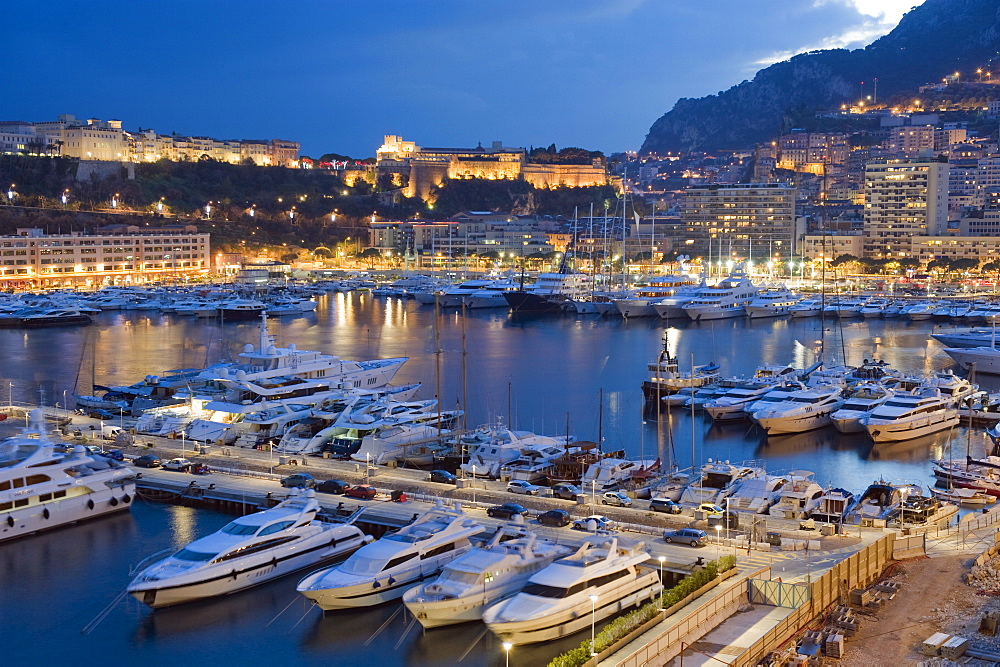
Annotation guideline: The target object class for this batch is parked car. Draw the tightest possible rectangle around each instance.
[316,479,350,494]
[572,515,614,531]
[698,503,724,516]
[99,449,125,462]
[486,503,529,520]
[281,472,316,489]
[663,528,707,547]
[551,483,584,500]
[428,470,457,485]
[131,455,161,468]
[507,480,542,496]
[600,490,632,507]
[649,497,682,514]
[161,458,193,472]
[537,509,571,527]
[87,408,115,420]
[344,484,378,500]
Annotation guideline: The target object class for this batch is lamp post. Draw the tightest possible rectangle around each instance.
[592,479,597,505]
[590,594,599,657]
[8,382,12,407]
[657,555,666,609]
[472,464,476,505]
[714,524,721,560]
[503,642,512,667]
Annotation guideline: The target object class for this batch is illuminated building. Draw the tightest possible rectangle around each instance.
[0,225,210,288]
[680,183,796,259]
[862,155,949,258]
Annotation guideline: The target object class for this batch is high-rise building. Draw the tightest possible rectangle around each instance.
[679,183,796,261]
[862,155,949,258]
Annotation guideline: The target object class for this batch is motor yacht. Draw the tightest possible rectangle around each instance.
[402,526,572,628]
[678,459,757,505]
[459,426,574,478]
[640,335,720,403]
[943,345,1000,374]
[482,538,661,645]
[859,299,890,318]
[752,386,845,435]
[724,471,786,513]
[809,487,854,524]
[845,479,922,523]
[743,381,807,415]
[503,271,594,313]
[830,383,894,433]
[296,504,483,610]
[932,328,998,348]
[128,491,367,608]
[789,299,822,318]
[703,382,777,421]
[681,269,760,321]
[581,457,658,491]
[350,423,444,465]
[861,390,959,443]
[0,409,136,543]
[744,286,799,319]
[767,471,825,519]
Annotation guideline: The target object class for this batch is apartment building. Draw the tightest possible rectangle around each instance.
[679,183,796,259]
[862,155,949,258]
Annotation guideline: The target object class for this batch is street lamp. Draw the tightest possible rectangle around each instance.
[472,464,476,505]
[714,524,722,559]
[503,641,512,667]
[8,382,12,407]
[590,594,599,657]
[657,555,665,588]
[592,479,597,505]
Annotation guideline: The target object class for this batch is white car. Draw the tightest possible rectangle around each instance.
[571,515,615,531]
[162,458,193,472]
[601,491,632,507]
[506,480,542,495]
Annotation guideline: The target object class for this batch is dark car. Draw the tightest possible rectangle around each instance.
[87,408,115,420]
[100,449,125,462]
[537,509,571,527]
[486,503,529,520]
[663,528,707,547]
[649,497,682,514]
[551,483,584,501]
[344,484,377,500]
[429,470,457,485]
[132,454,161,468]
[280,472,316,489]
[316,479,350,494]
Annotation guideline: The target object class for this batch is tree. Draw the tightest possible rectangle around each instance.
[280,252,299,263]
[312,246,333,259]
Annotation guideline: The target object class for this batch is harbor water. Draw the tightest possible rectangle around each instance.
[1,292,993,664]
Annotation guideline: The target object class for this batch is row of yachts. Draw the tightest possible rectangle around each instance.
[645,348,978,443]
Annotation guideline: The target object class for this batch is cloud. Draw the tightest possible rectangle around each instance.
[754,0,923,66]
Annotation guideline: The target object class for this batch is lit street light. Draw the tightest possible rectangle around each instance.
[657,555,665,589]
[503,641,512,667]
[714,524,722,560]
[471,464,476,505]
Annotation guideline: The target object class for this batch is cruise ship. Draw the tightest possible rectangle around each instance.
[482,538,661,645]
[0,409,136,542]
[127,491,368,608]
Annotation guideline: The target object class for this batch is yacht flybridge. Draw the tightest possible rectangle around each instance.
[0,409,136,543]
[296,503,483,610]
[128,491,367,608]
[482,538,660,645]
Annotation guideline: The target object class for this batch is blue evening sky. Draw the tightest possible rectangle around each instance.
[4,0,921,157]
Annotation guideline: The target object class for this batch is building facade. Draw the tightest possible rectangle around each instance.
[678,183,796,260]
[0,225,211,288]
[862,156,949,258]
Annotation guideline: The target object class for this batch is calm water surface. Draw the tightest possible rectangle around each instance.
[0,294,992,664]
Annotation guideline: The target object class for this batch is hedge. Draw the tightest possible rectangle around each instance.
[547,555,737,667]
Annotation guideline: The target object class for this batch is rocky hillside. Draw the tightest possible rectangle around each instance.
[640,0,1000,154]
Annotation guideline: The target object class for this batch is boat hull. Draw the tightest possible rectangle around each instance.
[1,482,135,543]
[866,412,959,443]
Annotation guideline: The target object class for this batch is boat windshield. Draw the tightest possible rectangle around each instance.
[440,570,481,585]
[221,521,260,536]
[174,548,217,562]
[339,556,386,575]
[522,582,579,598]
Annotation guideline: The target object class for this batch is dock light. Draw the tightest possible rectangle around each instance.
[503,642,512,667]
[714,524,722,559]
[590,594,599,656]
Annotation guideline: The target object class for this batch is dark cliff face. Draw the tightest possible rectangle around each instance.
[640,0,1000,154]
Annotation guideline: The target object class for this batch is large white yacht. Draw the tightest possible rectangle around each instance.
[436,278,519,309]
[744,286,800,319]
[296,504,483,610]
[503,271,594,313]
[767,471,825,519]
[402,526,572,628]
[703,382,777,421]
[460,427,574,478]
[830,383,895,433]
[127,490,367,608]
[0,409,136,543]
[861,390,959,443]
[751,386,844,435]
[681,269,760,321]
[482,538,660,645]
[943,345,1000,374]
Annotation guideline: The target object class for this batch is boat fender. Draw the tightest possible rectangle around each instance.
[110,497,119,507]
[43,508,50,520]
[373,580,381,589]
[231,570,238,580]
[329,537,337,548]
[271,557,277,570]
[388,577,396,585]
[122,494,132,504]
[87,499,95,510]
[6,516,13,527]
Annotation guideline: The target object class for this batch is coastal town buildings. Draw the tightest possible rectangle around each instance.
[0,225,211,288]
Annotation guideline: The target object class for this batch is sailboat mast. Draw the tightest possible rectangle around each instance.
[597,387,604,455]
[434,295,442,430]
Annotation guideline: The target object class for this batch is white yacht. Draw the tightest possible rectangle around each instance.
[350,423,443,465]
[920,371,976,406]
[678,460,757,505]
[296,504,483,610]
[0,409,136,542]
[503,271,594,313]
[581,457,656,491]
[744,286,799,319]
[681,269,760,321]
[789,299,822,318]
[830,383,894,433]
[943,345,1000,374]
[127,491,368,608]
[859,299,890,318]
[932,328,998,348]
[725,472,786,513]
[614,277,698,318]
[862,390,959,443]
[743,381,808,416]
[460,427,573,478]
[810,487,855,524]
[752,386,845,435]
[845,479,922,523]
[436,279,519,309]
[704,382,777,421]
[767,471,825,519]
[403,526,572,628]
[482,538,661,645]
